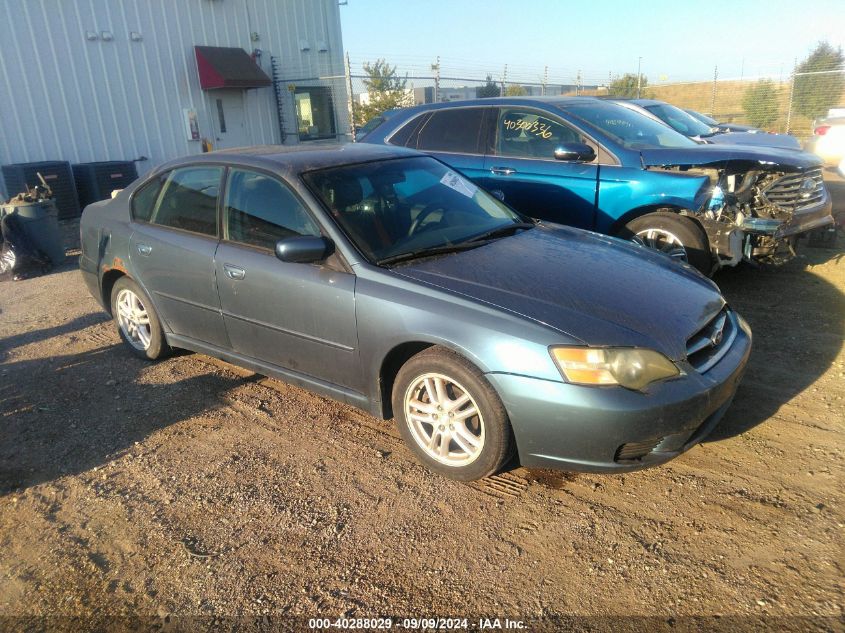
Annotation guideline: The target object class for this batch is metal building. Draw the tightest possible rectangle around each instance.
[0,0,349,197]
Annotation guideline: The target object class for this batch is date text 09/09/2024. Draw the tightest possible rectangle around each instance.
[308,618,526,630]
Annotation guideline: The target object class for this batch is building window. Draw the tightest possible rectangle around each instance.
[216,98,227,133]
[295,87,336,141]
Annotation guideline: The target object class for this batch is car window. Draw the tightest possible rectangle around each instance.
[303,156,522,263]
[495,108,589,159]
[565,102,699,149]
[644,104,713,137]
[416,108,485,153]
[224,169,320,250]
[388,113,430,147]
[131,174,166,223]
[150,166,222,236]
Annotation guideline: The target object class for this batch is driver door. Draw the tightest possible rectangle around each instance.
[481,106,599,229]
[214,168,361,391]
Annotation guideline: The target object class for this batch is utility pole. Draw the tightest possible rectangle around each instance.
[542,65,548,96]
[431,56,440,103]
[785,57,797,134]
[502,64,508,95]
[711,64,718,115]
[344,51,356,142]
[636,56,642,98]
[576,69,581,96]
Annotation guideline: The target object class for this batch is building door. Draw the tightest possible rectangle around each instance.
[211,90,249,149]
[294,87,337,141]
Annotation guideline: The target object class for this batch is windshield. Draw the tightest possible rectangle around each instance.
[643,103,715,137]
[303,156,525,264]
[564,102,699,149]
[686,109,718,126]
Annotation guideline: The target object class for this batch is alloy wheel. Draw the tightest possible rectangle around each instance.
[404,372,485,466]
[115,288,152,351]
[634,228,689,262]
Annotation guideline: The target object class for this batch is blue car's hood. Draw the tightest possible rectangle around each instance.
[706,131,801,151]
[393,225,725,360]
[640,144,822,171]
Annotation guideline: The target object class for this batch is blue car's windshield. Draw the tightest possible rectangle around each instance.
[303,156,526,264]
[643,103,716,137]
[686,109,719,127]
[564,102,699,149]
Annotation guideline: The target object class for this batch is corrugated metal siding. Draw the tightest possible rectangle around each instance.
[0,0,347,198]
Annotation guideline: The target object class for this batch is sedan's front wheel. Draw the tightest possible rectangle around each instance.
[392,347,514,481]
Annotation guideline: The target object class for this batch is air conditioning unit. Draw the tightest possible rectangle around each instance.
[72,161,139,209]
[2,161,80,220]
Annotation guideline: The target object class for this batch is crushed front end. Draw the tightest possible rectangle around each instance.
[700,164,833,268]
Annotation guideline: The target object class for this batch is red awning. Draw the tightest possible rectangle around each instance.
[194,46,272,90]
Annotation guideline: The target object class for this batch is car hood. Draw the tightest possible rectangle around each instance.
[706,131,802,150]
[640,144,822,171]
[392,224,725,361]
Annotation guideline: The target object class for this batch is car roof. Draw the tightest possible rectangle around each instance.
[158,143,420,173]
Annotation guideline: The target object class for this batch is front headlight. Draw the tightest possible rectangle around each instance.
[550,347,680,391]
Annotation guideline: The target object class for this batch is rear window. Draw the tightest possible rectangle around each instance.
[416,108,485,153]
[131,174,166,223]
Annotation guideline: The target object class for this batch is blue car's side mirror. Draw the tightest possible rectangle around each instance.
[553,142,596,163]
[275,236,334,263]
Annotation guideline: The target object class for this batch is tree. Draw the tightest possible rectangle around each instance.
[476,75,501,98]
[742,79,780,129]
[793,41,845,120]
[354,59,413,127]
[504,84,527,96]
[607,73,647,98]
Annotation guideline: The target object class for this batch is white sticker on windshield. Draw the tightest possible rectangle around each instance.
[440,171,478,198]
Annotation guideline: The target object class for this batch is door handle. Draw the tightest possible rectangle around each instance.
[490,166,516,175]
[223,264,246,280]
[137,243,152,256]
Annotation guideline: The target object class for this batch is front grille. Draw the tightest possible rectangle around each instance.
[762,168,825,211]
[686,308,736,373]
[615,437,664,462]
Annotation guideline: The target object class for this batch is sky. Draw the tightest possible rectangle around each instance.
[339,0,845,86]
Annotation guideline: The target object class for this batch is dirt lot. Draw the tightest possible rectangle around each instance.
[0,227,843,630]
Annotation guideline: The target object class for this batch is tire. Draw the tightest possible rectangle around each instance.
[622,211,712,275]
[391,346,514,481]
[110,277,169,361]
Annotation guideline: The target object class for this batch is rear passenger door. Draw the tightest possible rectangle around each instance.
[482,107,599,229]
[129,165,229,348]
[404,107,491,183]
[214,168,360,391]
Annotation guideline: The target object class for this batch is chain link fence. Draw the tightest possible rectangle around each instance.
[271,57,844,144]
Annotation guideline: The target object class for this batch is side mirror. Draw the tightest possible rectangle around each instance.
[553,142,596,163]
[490,189,505,202]
[275,236,334,263]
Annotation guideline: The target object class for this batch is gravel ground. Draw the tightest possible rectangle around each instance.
[0,226,843,631]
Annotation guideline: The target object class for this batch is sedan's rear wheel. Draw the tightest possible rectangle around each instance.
[111,277,169,360]
[392,347,513,480]
[624,211,712,275]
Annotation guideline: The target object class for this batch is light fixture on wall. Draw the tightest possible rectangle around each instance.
[85,31,98,41]
[100,31,114,41]
[299,39,310,52]
[250,31,260,42]
[129,31,143,42]
[317,40,328,53]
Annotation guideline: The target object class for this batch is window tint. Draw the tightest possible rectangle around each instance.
[150,167,222,236]
[224,169,319,250]
[416,108,484,153]
[495,108,589,159]
[131,174,165,223]
[389,113,429,147]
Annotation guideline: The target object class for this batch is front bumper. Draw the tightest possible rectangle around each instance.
[486,325,752,473]
[742,193,834,239]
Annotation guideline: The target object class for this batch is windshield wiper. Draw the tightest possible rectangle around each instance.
[376,241,491,266]
[464,221,536,243]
